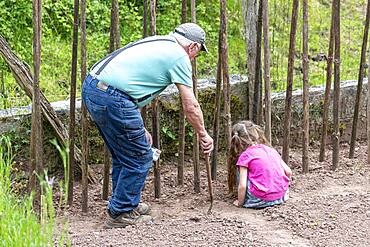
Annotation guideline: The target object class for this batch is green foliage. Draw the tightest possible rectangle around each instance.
[0,0,369,110]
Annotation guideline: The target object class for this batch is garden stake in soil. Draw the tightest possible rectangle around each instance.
[205,154,214,214]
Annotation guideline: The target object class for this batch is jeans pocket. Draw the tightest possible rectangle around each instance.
[85,97,107,126]
[118,128,150,157]
[127,169,148,194]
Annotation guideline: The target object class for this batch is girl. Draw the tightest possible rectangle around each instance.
[230,121,292,208]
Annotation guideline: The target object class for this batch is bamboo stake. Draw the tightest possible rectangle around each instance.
[349,0,370,158]
[302,0,309,173]
[332,0,341,170]
[282,0,299,164]
[319,0,335,162]
[67,0,79,205]
[80,0,88,213]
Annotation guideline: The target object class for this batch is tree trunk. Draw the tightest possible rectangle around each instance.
[319,0,335,162]
[349,0,370,158]
[282,0,299,164]
[242,0,258,119]
[302,0,309,173]
[262,0,271,142]
[332,0,341,170]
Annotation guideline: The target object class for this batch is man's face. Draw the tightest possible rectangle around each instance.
[187,43,201,61]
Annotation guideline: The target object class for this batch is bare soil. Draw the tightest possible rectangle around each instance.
[65,142,370,247]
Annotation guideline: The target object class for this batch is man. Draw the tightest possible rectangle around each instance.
[81,23,214,228]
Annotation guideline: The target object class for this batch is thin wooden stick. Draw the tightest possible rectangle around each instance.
[67,0,80,205]
[253,0,263,124]
[211,29,223,181]
[262,0,271,142]
[205,155,213,214]
[178,0,187,186]
[349,0,370,158]
[30,0,43,210]
[282,0,299,164]
[80,0,88,213]
[319,0,335,162]
[190,0,200,193]
[367,34,370,164]
[332,0,341,170]
[302,0,310,173]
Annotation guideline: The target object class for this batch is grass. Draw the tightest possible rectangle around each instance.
[0,136,70,246]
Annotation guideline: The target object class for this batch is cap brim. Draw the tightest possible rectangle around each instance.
[201,44,208,53]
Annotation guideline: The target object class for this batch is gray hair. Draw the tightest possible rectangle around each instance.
[169,32,195,47]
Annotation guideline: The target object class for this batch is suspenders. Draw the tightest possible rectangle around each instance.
[91,38,176,76]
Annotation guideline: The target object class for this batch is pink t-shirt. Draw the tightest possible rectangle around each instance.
[236,144,289,201]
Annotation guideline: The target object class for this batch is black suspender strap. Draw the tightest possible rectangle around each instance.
[91,38,176,76]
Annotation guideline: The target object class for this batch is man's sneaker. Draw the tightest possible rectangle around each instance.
[134,202,151,215]
[104,210,152,229]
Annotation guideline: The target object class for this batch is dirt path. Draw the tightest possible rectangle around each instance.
[66,143,370,246]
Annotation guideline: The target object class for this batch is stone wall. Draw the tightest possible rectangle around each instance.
[0,77,368,161]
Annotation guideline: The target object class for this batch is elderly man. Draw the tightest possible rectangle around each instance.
[81,23,214,228]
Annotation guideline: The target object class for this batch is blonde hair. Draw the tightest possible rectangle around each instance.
[230,121,270,161]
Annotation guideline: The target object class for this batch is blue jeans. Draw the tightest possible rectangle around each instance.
[81,74,153,215]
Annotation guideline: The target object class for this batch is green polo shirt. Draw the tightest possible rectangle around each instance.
[91,35,193,107]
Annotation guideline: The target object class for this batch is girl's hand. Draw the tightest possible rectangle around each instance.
[233,200,240,207]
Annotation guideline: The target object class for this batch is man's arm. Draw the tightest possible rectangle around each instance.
[176,83,213,154]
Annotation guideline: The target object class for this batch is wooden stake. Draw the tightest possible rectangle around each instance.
[67,0,80,206]
[332,0,341,170]
[80,0,88,213]
[178,0,187,186]
[319,0,335,162]
[262,0,271,142]
[282,0,299,164]
[0,36,97,183]
[253,0,263,125]
[30,0,43,208]
[349,0,370,158]
[211,29,223,181]
[302,0,310,173]
[190,0,200,193]
[205,155,213,214]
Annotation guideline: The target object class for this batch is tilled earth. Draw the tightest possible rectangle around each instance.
[66,142,370,246]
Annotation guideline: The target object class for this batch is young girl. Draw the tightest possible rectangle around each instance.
[230,121,292,209]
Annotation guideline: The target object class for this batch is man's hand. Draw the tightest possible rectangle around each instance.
[144,128,153,146]
[200,132,213,154]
